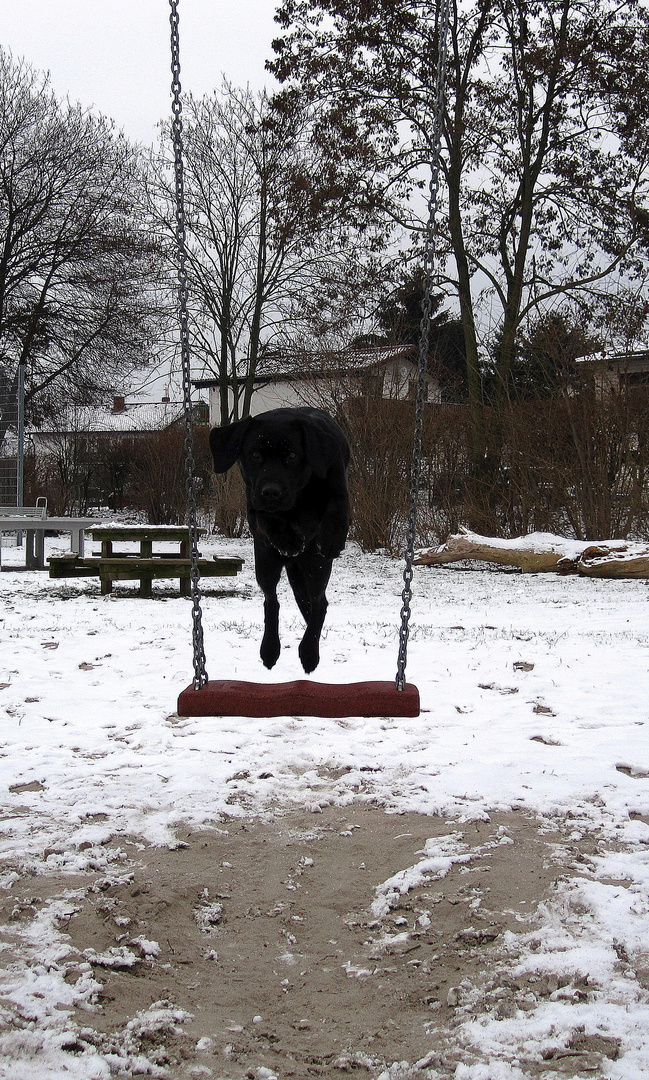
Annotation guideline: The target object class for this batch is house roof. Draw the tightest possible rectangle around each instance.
[28,401,190,436]
[576,350,649,372]
[606,351,649,372]
[193,343,420,389]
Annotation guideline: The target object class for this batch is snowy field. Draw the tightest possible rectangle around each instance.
[1,530,649,1078]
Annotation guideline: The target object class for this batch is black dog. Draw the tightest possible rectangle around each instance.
[210,407,350,674]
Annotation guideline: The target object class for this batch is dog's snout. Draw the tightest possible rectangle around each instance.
[260,481,284,503]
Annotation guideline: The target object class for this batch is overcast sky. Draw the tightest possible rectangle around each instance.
[0,0,280,146]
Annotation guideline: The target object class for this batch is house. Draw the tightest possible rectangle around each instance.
[27,395,210,453]
[194,344,441,425]
[24,395,209,513]
[575,350,649,394]
[603,351,649,391]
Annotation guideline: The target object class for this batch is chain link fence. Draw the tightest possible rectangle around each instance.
[0,367,21,506]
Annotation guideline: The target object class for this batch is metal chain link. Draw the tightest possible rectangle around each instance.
[169,0,208,689]
[396,0,451,691]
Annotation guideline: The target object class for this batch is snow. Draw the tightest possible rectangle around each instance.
[2,531,649,1075]
[370,834,472,918]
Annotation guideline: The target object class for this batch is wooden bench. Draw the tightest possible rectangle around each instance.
[48,553,243,597]
[48,524,243,596]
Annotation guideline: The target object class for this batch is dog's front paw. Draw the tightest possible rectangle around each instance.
[317,526,346,560]
[274,539,306,558]
[259,517,305,559]
[260,631,281,669]
[316,539,340,560]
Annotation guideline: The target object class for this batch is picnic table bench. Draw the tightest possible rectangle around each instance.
[48,524,243,597]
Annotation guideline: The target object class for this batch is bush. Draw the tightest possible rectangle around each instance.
[123,424,217,525]
[27,389,649,546]
[343,397,411,552]
[26,422,215,524]
[343,387,649,549]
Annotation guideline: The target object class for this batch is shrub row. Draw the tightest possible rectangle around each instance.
[25,387,649,548]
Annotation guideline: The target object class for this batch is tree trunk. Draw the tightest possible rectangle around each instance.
[414,528,649,577]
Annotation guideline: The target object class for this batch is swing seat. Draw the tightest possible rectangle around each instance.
[177,679,420,718]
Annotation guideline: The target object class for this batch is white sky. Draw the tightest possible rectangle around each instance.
[0,0,280,146]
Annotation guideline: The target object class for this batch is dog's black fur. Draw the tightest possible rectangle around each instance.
[209,407,350,673]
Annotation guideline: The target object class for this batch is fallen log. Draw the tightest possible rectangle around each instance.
[577,553,649,578]
[414,528,649,577]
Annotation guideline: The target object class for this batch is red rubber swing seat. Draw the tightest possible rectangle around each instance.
[177,679,420,718]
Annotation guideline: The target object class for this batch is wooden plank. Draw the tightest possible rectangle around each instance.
[95,557,242,579]
[48,556,99,578]
[87,526,205,541]
[48,554,243,581]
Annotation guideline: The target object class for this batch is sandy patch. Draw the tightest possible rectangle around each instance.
[0,804,632,1078]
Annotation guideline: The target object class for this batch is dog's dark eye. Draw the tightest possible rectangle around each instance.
[286,451,297,462]
[251,450,263,461]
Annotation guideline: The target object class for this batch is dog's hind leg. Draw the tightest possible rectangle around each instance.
[254,541,284,669]
[286,551,332,674]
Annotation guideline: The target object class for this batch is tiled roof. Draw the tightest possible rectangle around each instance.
[28,402,188,435]
[194,343,418,387]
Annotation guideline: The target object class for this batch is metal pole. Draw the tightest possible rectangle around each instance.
[17,361,24,506]
[16,361,25,544]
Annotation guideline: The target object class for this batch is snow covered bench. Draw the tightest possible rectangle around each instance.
[0,502,47,520]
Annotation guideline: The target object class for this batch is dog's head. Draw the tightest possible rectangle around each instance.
[210,408,344,513]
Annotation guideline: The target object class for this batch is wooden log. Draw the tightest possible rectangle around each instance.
[414,530,575,573]
[577,554,649,578]
[414,529,649,578]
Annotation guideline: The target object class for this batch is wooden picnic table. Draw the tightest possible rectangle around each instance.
[48,523,243,597]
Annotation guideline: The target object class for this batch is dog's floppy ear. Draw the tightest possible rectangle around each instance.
[209,418,252,473]
[302,420,343,479]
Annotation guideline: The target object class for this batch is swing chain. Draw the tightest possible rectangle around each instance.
[396,0,451,691]
[169,0,208,689]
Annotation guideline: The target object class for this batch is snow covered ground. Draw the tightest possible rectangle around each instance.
[1,530,649,1078]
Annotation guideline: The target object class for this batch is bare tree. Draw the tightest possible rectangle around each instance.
[153,81,391,425]
[0,51,164,456]
[270,0,649,520]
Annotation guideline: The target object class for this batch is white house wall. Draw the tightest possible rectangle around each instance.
[207,360,441,426]
[210,380,320,425]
